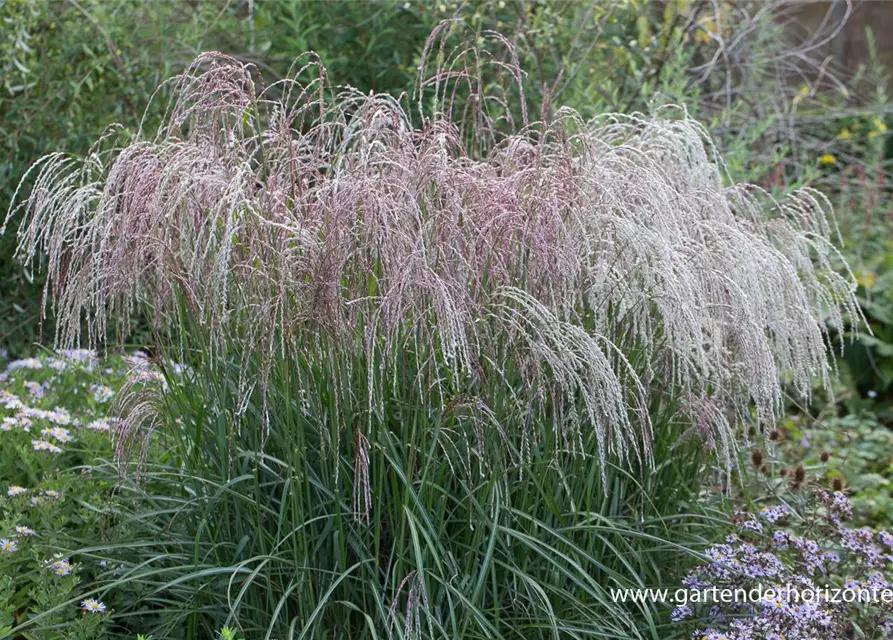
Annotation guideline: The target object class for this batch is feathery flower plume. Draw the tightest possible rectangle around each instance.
[4,33,860,480]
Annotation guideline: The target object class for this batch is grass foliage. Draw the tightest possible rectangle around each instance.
[89,344,715,639]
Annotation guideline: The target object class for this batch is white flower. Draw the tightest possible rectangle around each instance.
[7,358,42,371]
[48,407,72,425]
[0,538,17,552]
[32,439,63,453]
[42,489,61,500]
[90,385,115,403]
[41,426,73,443]
[85,418,112,433]
[57,349,96,364]
[80,598,107,613]
[21,406,73,426]
[48,559,72,575]
[7,485,26,497]
[0,390,23,410]
[14,525,35,537]
[47,358,68,371]
[23,381,46,397]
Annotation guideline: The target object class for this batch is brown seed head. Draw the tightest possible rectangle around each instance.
[751,450,764,468]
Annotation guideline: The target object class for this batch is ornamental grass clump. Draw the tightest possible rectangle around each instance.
[4,43,859,474]
[1,30,863,638]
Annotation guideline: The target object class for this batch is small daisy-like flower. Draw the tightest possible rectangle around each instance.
[670,604,692,622]
[758,505,788,524]
[818,153,837,165]
[0,538,17,552]
[22,406,72,426]
[20,407,46,420]
[23,381,46,398]
[42,489,61,500]
[15,525,35,537]
[85,418,111,433]
[90,385,115,403]
[41,427,73,443]
[7,485,26,497]
[30,496,43,506]
[80,598,107,613]
[879,531,893,548]
[1,417,15,431]
[49,559,72,576]
[32,439,63,453]
[741,519,763,533]
[58,349,96,364]
[0,390,23,410]
[47,408,72,426]
[7,358,42,371]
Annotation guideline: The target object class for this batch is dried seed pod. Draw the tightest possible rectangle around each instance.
[751,450,764,468]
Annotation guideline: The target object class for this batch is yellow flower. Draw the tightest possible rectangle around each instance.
[818,154,837,165]
[856,270,877,288]
[695,16,716,44]
[838,128,852,140]
[869,117,888,138]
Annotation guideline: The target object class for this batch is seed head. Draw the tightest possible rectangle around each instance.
[750,450,764,468]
